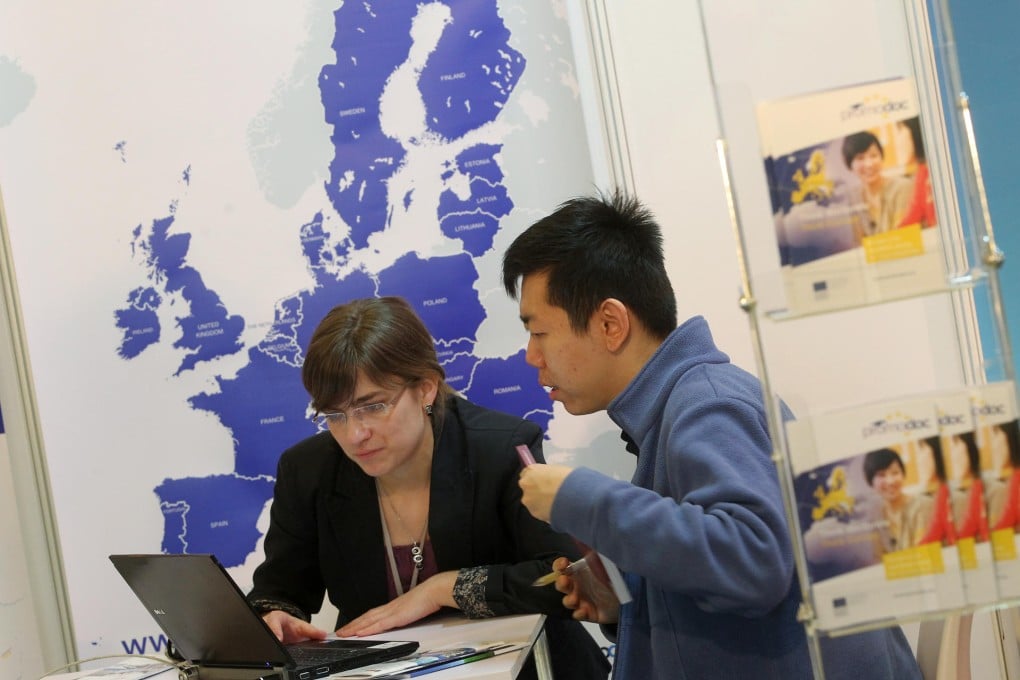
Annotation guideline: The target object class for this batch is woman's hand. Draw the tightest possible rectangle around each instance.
[262,609,328,644]
[337,571,458,637]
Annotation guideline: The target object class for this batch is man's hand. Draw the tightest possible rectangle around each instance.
[552,557,620,625]
[518,463,574,523]
[262,610,328,644]
[337,571,457,637]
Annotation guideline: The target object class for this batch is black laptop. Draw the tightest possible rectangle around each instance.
[109,554,419,680]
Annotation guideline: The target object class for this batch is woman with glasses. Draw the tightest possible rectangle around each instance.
[247,296,609,680]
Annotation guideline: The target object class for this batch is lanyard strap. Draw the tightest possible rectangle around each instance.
[378,494,420,596]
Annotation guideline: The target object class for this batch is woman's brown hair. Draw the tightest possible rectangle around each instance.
[302,296,451,427]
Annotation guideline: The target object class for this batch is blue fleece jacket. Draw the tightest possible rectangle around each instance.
[549,316,921,680]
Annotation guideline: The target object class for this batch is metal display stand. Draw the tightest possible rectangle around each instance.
[696,1,1018,677]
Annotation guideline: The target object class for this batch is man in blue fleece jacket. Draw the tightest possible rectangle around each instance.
[500,190,922,680]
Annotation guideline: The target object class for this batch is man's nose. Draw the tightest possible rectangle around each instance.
[525,338,543,368]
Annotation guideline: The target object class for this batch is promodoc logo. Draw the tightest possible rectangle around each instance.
[841,95,909,122]
[861,414,931,439]
[937,412,967,428]
[973,402,1007,417]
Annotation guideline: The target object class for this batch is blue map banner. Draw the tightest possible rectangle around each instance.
[0,0,613,657]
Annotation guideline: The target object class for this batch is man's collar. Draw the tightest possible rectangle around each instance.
[620,430,640,457]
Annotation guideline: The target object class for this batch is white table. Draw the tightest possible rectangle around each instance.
[350,613,550,679]
[47,614,550,680]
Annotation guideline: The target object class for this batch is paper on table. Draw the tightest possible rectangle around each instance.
[78,658,176,680]
[329,642,522,679]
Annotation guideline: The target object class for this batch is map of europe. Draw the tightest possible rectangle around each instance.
[112,2,553,567]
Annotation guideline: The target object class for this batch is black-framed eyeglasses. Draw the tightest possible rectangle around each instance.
[312,384,409,428]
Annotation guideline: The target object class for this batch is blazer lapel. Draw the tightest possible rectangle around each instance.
[429,399,476,570]
[324,453,390,613]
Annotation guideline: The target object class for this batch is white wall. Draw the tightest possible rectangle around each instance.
[0,427,46,680]
[595,0,756,371]
[0,210,72,679]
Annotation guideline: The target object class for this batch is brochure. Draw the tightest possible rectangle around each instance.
[787,396,967,630]
[756,77,946,317]
[972,381,1020,598]
[934,390,998,605]
[564,544,632,607]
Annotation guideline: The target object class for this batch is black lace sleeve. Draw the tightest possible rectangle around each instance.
[452,566,495,618]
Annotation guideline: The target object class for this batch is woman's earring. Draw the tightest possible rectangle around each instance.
[424,403,433,416]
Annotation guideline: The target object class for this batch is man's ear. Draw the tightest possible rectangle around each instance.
[597,298,631,352]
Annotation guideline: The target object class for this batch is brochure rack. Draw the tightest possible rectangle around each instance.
[695,1,1017,678]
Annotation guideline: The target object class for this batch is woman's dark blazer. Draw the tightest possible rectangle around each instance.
[248,395,612,679]
[249,394,583,624]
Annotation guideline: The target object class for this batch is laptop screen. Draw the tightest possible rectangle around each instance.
[111,554,292,668]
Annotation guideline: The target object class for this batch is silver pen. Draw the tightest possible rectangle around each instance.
[531,556,587,586]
